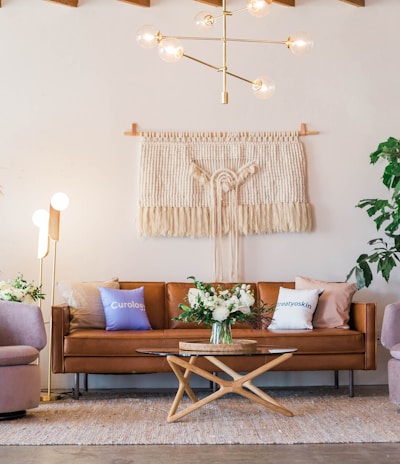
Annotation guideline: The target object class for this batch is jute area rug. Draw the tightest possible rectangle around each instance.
[1,386,399,445]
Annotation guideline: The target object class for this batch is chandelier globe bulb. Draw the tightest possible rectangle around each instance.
[136,25,159,49]
[252,76,275,100]
[158,38,184,63]
[246,0,272,18]
[194,11,215,32]
[288,31,314,56]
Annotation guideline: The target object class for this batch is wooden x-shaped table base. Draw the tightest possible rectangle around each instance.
[166,352,294,423]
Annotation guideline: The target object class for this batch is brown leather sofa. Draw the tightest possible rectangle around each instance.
[51,281,376,399]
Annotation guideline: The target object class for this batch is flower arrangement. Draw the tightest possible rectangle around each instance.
[176,276,256,327]
[0,273,45,304]
[175,276,270,344]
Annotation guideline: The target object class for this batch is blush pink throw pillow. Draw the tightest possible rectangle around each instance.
[295,276,358,329]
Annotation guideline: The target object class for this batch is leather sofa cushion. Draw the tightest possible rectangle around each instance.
[257,282,295,306]
[119,282,165,330]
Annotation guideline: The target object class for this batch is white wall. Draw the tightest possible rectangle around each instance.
[0,0,398,391]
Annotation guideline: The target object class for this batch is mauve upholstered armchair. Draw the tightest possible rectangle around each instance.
[0,300,47,420]
[381,302,400,405]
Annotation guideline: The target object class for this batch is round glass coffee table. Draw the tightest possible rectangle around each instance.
[137,344,297,423]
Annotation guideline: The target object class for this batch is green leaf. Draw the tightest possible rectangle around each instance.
[358,261,373,288]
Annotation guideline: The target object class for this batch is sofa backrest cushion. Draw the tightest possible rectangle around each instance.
[257,282,295,307]
[119,282,166,330]
[167,283,203,329]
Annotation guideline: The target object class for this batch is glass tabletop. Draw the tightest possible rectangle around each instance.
[136,345,298,357]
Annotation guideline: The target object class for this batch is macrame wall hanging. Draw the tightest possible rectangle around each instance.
[138,130,313,281]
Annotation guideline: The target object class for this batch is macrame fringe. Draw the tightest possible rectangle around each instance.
[138,204,312,237]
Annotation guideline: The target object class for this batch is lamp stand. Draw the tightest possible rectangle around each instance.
[40,236,61,401]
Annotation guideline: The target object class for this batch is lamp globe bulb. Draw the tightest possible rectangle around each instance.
[252,76,275,100]
[158,38,184,63]
[136,25,159,49]
[51,192,70,212]
[194,11,215,32]
[32,209,49,227]
[246,0,272,18]
[288,32,313,56]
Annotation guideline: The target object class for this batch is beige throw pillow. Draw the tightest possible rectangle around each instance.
[295,276,357,329]
[58,278,119,331]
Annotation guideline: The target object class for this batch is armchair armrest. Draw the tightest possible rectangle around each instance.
[381,303,400,350]
[349,302,376,370]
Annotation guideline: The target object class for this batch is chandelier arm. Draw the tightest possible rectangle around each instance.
[163,35,221,41]
[162,35,288,45]
[183,53,220,71]
[226,38,288,45]
[223,71,254,85]
[183,53,254,86]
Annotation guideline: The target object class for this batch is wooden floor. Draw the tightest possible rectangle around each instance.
[1,444,400,463]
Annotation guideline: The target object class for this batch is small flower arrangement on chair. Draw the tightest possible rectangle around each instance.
[0,273,45,304]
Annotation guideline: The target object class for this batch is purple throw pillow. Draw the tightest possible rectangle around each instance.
[99,286,152,331]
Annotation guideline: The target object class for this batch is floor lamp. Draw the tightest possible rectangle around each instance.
[32,208,50,312]
[40,192,69,402]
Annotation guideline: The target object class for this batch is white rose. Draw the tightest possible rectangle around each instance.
[188,288,201,306]
[13,288,25,302]
[238,305,251,315]
[204,295,218,309]
[226,295,239,312]
[212,304,230,322]
[0,289,11,301]
[239,289,255,307]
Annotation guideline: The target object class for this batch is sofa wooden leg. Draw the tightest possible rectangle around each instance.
[74,373,80,400]
[349,370,354,397]
[84,373,88,392]
[334,370,339,389]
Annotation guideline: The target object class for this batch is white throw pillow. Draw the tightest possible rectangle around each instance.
[269,287,322,330]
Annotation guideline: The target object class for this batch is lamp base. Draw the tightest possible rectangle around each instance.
[40,391,62,402]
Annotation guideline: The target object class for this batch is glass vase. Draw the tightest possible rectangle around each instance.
[210,320,233,344]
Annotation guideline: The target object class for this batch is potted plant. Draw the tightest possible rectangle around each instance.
[347,137,400,289]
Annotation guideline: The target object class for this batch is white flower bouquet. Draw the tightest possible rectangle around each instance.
[0,273,45,304]
[176,276,256,327]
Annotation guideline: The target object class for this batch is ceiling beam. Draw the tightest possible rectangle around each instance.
[0,0,365,9]
[272,1,295,6]
[118,0,150,6]
[45,0,78,6]
[340,0,365,5]
[195,0,222,6]
[195,0,295,5]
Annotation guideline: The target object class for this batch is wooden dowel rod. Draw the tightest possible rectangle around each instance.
[124,123,319,136]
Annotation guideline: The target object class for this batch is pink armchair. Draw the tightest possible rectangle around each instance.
[381,302,400,405]
[0,300,47,420]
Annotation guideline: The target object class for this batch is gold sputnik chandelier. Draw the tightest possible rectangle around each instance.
[136,0,313,104]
